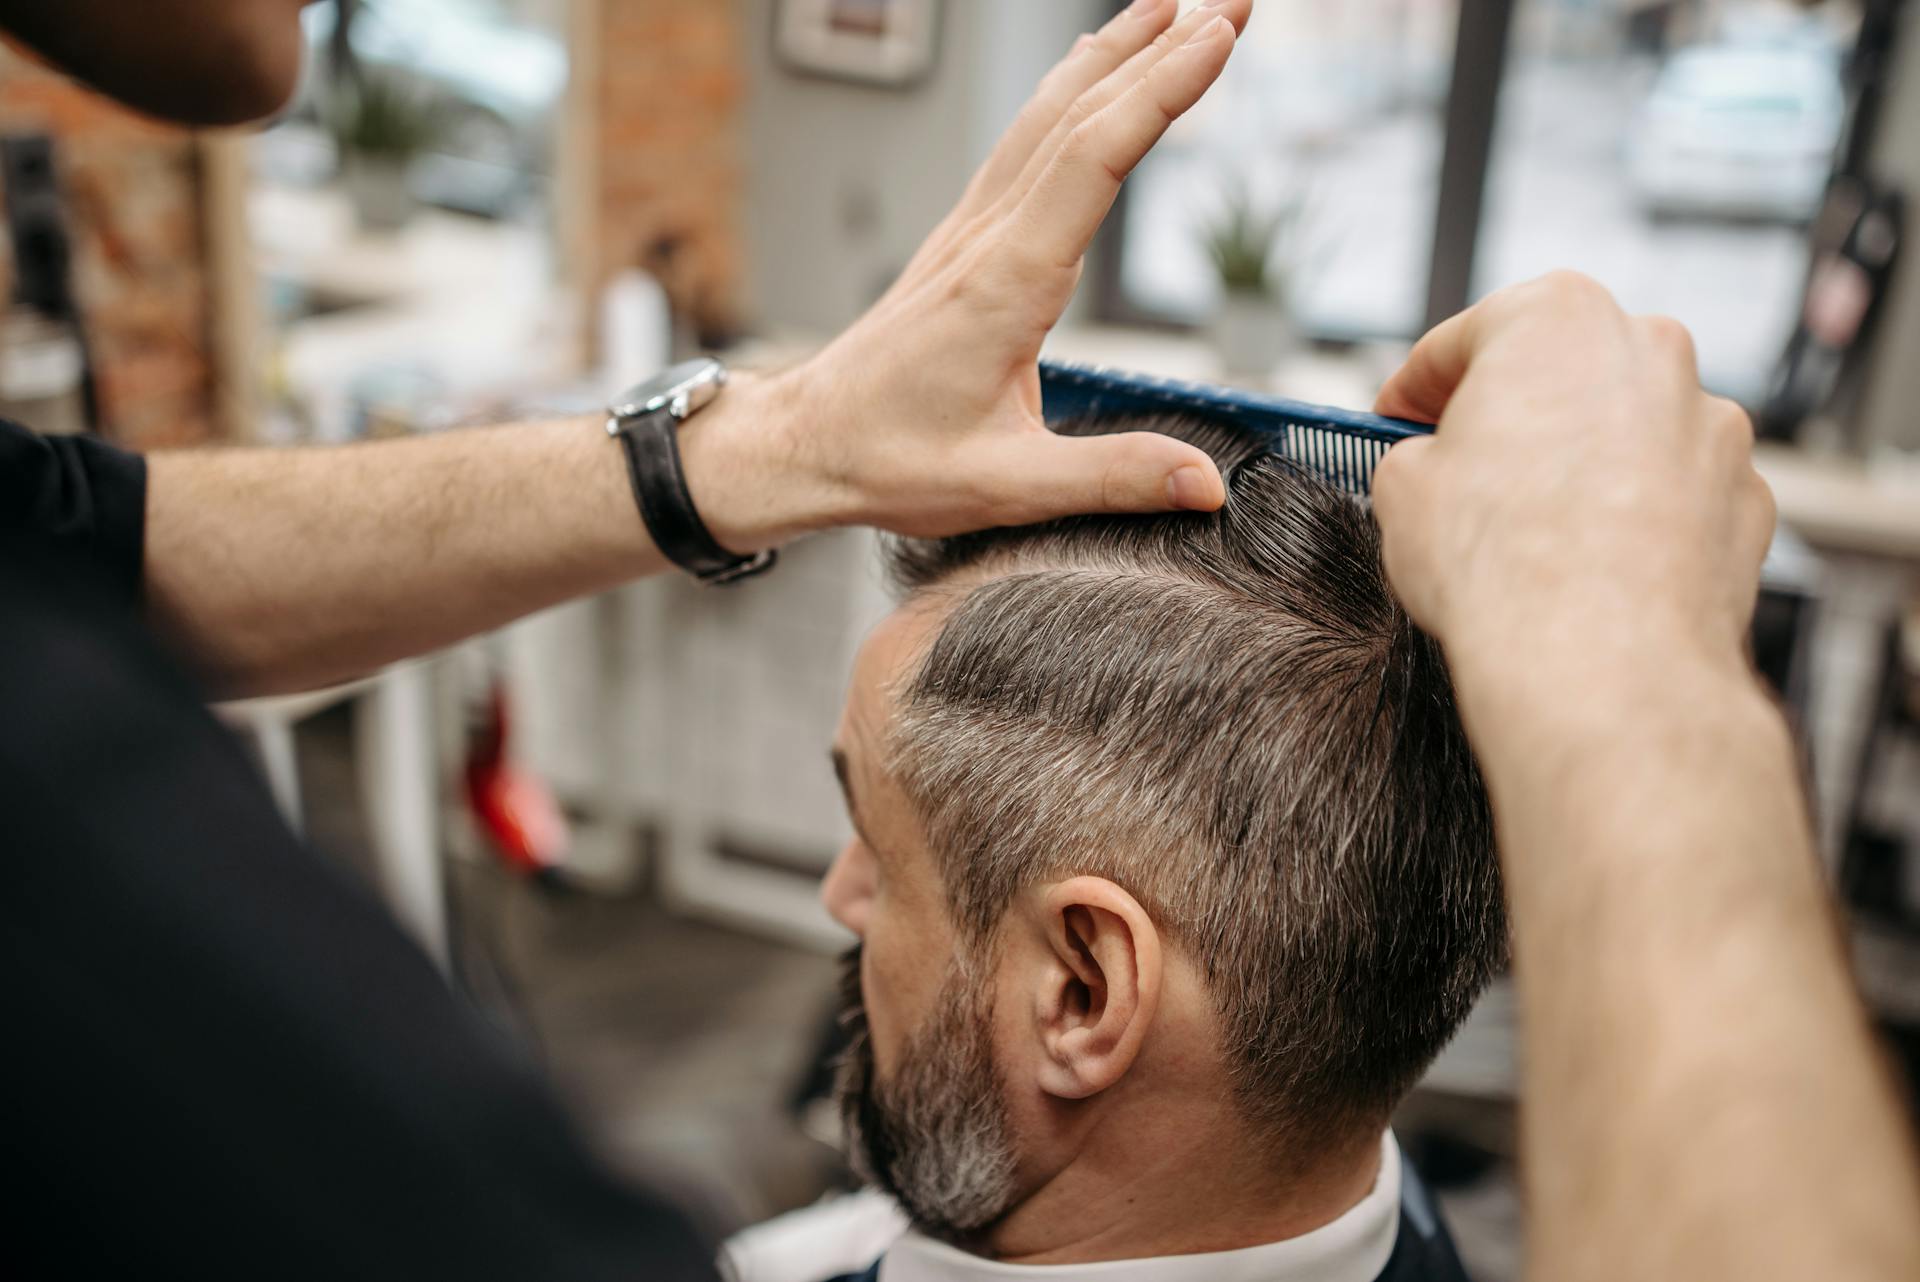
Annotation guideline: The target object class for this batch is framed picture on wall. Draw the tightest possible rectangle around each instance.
[774,0,942,88]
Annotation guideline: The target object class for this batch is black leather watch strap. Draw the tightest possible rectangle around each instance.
[613,410,776,586]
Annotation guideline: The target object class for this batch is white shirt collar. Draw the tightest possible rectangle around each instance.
[877,1131,1400,1282]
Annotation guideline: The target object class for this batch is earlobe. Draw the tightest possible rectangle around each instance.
[1031,877,1162,1101]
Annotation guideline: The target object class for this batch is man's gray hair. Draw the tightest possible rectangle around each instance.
[884,413,1506,1155]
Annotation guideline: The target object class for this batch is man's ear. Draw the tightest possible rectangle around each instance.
[1026,876,1162,1102]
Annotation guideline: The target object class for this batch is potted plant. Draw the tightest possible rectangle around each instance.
[328,73,445,234]
[1201,183,1304,379]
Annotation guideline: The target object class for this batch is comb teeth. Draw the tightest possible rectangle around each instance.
[1039,359,1430,498]
[1279,421,1396,498]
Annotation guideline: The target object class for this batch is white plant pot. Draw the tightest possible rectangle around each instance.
[1211,291,1294,380]
[344,154,416,235]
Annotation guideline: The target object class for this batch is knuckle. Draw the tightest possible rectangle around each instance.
[1140,71,1181,130]
[1058,120,1097,167]
[1733,471,1778,560]
[1012,97,1054,139]
[1749,470,1778,529]
[977,261,1026,310]
[1711,397,1756,446]
[1478,270,1606,329]
[985,226,1050,284]
[1059,119,1125,185]
[1698,396,1755,459]
[943,254,1005,315]
[1533,269,1610,309]
[1087,22,1128,57]
[1641,312,1684,341]
[1641,314,1696,360]
[1060,92,1096,134]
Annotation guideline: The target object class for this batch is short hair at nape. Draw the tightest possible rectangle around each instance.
[883,413,1506,1157]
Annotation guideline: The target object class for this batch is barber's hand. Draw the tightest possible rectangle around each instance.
[1369,271,1775,676]
[695,0,1248,546]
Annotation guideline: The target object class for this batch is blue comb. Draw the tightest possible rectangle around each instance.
[1039,359,1433,498]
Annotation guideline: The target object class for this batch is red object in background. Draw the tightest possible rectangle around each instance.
[1804,253,1875,349]
[464,683,570,878]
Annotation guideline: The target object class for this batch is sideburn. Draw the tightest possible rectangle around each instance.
[833,947,1019,1247]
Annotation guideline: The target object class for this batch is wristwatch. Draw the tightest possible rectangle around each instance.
[607,357,777,586]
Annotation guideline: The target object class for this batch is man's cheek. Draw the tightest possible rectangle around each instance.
[861,928,916,1080]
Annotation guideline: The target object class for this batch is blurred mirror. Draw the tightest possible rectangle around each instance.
[243,0,576,444]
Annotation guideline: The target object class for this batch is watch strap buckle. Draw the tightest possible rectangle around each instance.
[697,547,779,586]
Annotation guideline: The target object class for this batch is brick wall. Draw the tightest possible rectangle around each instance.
[595,0,748,342]
[0,51,218,448]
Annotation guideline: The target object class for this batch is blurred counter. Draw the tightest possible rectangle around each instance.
[1755,444,1920,563]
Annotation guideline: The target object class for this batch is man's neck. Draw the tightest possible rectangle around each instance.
[978,1122,1385,1265]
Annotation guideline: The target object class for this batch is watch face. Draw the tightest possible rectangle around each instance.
[613,358,727,421]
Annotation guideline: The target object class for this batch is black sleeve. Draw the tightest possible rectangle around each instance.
[0,542,717,1282]
[0,418,147,603]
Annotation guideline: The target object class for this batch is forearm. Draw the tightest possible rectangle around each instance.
[1454,639,1920,1282]
[145,371,819,696]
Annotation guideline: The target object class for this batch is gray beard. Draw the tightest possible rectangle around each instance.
[834,947,1019,1248]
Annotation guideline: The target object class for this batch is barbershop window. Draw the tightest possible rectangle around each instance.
[1102,0,1864,403]
[1472,0,1861,403]
[1110,0,1463,339]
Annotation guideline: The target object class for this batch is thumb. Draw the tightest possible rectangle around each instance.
[988,429,1227,525]
[1373,306,1474,424]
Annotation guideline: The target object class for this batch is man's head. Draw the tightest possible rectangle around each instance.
[0,1,312,126]
[824,413,1506,1250]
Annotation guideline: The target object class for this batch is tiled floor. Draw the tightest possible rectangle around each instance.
[451,862,848,1235]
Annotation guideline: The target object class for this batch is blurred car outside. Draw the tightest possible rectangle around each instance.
[1628,41,1846,224]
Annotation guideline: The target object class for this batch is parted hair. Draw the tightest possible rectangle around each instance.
[884,413,1506,1153]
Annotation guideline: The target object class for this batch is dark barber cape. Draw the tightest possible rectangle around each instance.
[1,421,718,1280]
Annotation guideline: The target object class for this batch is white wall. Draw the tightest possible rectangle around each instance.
[741,0,1105,331]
